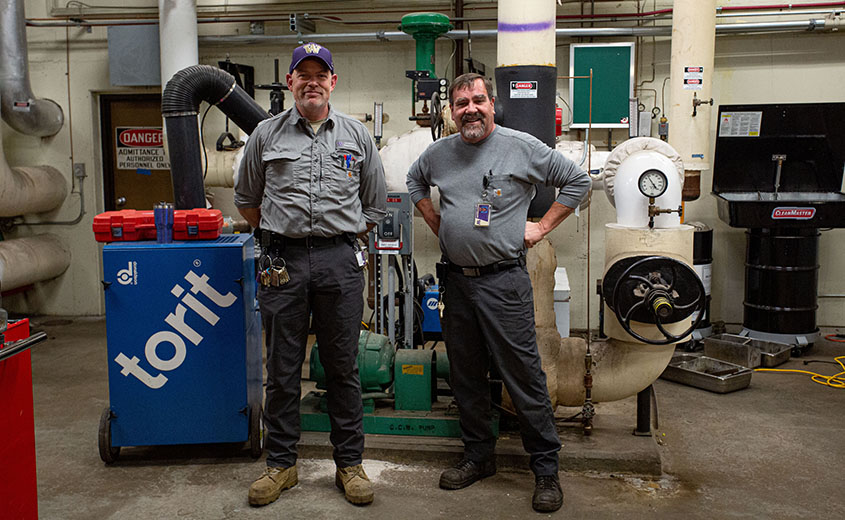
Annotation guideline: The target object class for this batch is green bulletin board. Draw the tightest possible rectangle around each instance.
[569,43,634,128]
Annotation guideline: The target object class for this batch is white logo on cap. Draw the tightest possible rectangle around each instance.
[303,43,322,54]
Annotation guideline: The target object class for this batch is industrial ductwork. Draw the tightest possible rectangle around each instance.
[0,0,64,137]
[0,100,67,216]
[161,65,269,209]
[0,234,71,292]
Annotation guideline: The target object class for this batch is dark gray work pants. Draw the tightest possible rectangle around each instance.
[258,240,364,468]
[442,265,561,476]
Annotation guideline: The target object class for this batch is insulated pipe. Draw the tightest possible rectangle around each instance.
[668,0,717,202]
[197,19,828,45]
[0,0,63,137]
[495,0,557,218]
[158,0,198,89]
[0,102,67,216]
[0,234,71,291]
[162,65,269,209]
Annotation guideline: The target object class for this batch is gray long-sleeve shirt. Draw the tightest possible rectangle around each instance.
[234,105,387,237]
[406,126,591,266]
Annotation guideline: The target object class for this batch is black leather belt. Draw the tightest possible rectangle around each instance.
[262,230,347,250]
[447,257,525,277]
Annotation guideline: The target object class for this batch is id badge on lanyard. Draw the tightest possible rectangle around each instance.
[475,170,492,227]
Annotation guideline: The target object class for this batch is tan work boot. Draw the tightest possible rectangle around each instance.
[248,465,298,506]
[335,464,374,505]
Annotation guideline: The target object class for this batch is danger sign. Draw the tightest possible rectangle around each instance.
[683,65,704,90]
[510,80,538,99]
[116,127,170,171]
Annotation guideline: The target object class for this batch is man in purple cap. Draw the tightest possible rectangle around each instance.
[235,42,387,507]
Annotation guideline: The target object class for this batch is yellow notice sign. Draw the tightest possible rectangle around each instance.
[401,364,424,375]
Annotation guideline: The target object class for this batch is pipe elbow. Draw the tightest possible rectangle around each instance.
[162,64,236,116]
[0,95,64,137]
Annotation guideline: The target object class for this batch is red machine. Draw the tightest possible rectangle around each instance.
[0,319,38,519]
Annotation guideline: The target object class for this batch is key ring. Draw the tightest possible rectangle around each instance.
[271,257,286,270]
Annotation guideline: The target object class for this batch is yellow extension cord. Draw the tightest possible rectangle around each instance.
[754,355,845,389]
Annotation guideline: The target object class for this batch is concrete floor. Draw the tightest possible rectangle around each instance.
[22,316,845,519]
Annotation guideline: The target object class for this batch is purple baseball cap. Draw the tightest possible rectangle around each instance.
[289,42,334,73]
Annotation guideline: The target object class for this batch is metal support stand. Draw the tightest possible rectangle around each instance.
[581,349,595,435]
[634,385,654,436]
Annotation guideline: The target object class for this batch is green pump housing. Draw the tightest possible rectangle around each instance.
[399,12,452,77]
[310,330,394,394]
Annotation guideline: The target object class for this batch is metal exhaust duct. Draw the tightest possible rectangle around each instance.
[0,0,64,137]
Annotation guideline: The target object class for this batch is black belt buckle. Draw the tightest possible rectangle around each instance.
[461,267,481,277]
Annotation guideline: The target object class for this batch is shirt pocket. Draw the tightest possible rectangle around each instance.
[263,150,304,189]
[487,174,515,211]
[327,145,364,198]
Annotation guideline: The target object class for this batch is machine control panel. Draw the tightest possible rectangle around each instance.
[371,192,413,255]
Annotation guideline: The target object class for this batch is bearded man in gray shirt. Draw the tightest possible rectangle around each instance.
[406,73,590,513]
[235,42,386,507]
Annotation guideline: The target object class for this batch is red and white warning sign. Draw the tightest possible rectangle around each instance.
[510,81,538,99]
[683,66,704,90]
[116,127,170,171]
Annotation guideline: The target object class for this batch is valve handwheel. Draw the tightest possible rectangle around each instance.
[605,256,706,345]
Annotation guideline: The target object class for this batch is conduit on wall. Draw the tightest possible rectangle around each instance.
[0,0,63,137]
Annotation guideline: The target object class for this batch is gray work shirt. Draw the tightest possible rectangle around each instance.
[406,126,591,266]
[234,105,387,237]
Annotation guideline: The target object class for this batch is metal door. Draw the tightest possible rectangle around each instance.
[100,94,174,211]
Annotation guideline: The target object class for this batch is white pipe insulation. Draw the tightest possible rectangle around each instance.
[0,0,64,137]
[497,0,556,67]
[0,234,71,292]
[667,0,717,200]
[158,0,199,90]
[0,98,67,216]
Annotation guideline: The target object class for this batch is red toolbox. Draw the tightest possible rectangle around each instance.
[0,319,38,519]
[173,209,223,240]
[94,209,223,242]
[93,210,156,242]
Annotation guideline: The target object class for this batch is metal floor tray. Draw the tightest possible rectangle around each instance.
[704,334,791,368]
[661,354,753,393]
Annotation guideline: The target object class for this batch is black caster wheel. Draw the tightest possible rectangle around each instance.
[249,403,264,459]
[98,407,120,464]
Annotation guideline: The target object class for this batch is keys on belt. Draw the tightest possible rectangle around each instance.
[447,257,525,277]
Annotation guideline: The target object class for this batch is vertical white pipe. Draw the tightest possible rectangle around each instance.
[158,0,198,90]
[497,0,556,67]
[667,0,717,200]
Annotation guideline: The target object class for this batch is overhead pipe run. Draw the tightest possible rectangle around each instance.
[162,65,269,209]
[0,234,71,292]
[197,18,829,45]
[0,0,64,137]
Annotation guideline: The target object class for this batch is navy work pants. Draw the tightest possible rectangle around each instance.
[258,240,364,468]
[442,265,561,476]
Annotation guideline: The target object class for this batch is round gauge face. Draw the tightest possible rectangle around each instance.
[638,169,668,198]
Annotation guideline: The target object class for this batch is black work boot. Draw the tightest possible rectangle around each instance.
[532,474,563,512]
[439,458,497,490]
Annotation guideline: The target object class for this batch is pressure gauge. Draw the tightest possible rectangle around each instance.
[638,169,668,198]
